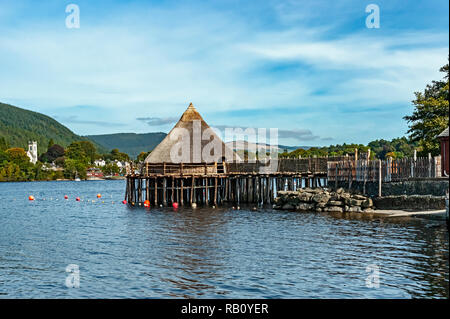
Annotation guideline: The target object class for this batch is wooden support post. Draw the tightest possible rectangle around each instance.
[378,160,382,197]
[256,176,260,204]
[224,177,229,201]
[138,178,142,204]
[163,177,167,206]
[125,177,129,201]
[171,176,174,204]
[204,177,208,205]
[180,178,184,206]
[214,177,218,206]
[236,177,240,205]
[154,177,158,206]
[190,176,195,204]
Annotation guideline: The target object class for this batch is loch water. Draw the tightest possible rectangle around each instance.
[0,180,448,298]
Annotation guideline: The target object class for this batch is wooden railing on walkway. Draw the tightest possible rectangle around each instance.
[134,157,352,177]
[327,156,442,183]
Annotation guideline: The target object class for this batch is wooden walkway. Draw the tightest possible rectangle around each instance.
[125,158,332,207]
[125,172,327,207]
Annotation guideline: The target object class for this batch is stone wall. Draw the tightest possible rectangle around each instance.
[373,195,445,211]
[330,179,449,197]
[274,188,374,213]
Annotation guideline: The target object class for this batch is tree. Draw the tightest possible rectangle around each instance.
[39,144,65,163]
[404,60,449,156]
[65,142,89,164]
[48,138,55,149]
[63,158,88,179]
[79,141,97,164]
[106,148,130,162]
[6,148,30,166]
[0,137,9,152]
[137,151,151,162]
[101,162,120,176]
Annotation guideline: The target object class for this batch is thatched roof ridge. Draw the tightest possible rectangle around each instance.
[144,103,240,163]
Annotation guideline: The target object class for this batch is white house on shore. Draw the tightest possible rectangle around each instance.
[94,159,106,167]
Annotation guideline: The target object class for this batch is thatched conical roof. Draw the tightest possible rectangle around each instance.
[144,103,240,163]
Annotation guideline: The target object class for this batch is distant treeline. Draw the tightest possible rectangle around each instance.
[279,137,417,160]
[0,138,130,182]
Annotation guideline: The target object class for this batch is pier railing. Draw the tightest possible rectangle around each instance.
[327,156,442,183]
[136,157,352,177]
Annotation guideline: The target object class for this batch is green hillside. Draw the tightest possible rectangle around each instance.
[0,102,106,154]
[86,132,167,159]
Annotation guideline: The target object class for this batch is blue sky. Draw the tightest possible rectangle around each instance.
[0,0,448,146]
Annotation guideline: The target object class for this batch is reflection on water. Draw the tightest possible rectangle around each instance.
[0,181,448,298]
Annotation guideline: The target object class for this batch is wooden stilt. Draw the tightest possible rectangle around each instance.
[163,178,167,206]
[190,176,195,204]
[213,177,217,206]
[180,178,184,206]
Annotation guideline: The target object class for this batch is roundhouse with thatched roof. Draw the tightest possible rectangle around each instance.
[144,103,240,175]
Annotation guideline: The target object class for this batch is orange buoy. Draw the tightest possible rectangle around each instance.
[122,200,127,204]
[28,195,35,201]
[97,194,102,198]
[144,200,150,207]
[172,202,179,209]
[64,195,68,199]
[76,197,80,201]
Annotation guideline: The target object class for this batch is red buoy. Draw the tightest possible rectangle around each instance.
[76,197,80,201]
[172,202,179,209]
[144,200,150,207]
[97,194,102,198]
[64,195,68,199]
[28,195,35,201]
[122,200,127,204]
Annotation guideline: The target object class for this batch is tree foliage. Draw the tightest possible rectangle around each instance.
[104,148,130,162]
[404,61,449,156]
[137,151,151,162]
[39,144,65,163]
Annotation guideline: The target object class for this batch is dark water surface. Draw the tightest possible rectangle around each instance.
[0,180,448,298]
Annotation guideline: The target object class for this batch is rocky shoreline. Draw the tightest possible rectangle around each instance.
[274,188,374,213]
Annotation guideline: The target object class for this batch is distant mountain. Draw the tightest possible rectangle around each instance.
[225,140,311,153]
[0,102,106,154]
[85,132,167,159]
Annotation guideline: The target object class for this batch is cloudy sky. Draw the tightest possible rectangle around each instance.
[0,0,448,146]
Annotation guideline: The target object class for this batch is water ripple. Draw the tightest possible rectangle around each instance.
[0,181,448,298]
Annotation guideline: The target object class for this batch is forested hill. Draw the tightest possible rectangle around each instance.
[85,132,167,159]
[0,102,105,154]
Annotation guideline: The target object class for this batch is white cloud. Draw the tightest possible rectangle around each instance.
[0,1,447,144]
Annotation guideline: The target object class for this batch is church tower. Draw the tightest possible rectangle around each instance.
[27,141,38,164]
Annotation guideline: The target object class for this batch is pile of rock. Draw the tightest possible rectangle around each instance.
[274,188,374,213]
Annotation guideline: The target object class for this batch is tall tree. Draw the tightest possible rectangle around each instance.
[48,138,55,149]
[0,137,9,151]
[404,60,449,156]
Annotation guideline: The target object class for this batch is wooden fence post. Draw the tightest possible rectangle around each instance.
[335,163,338,189]
[428,153,432,177]
[378,160,382,197]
